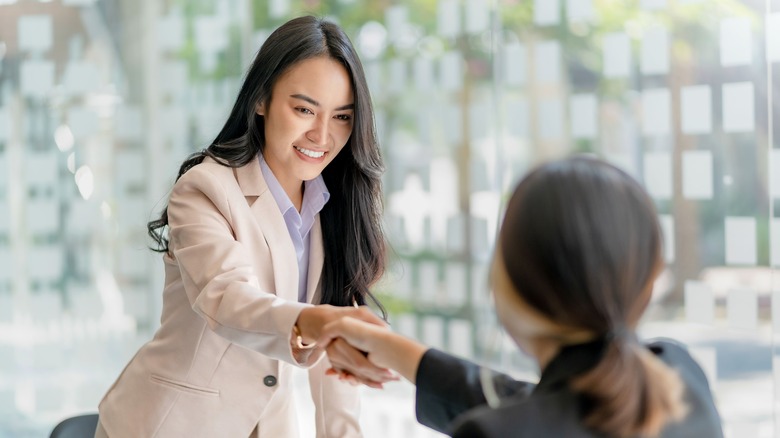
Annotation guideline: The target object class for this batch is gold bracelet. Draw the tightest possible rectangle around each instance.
[292,323,317,349]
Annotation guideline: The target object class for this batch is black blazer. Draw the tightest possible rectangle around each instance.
[415,339,723,437]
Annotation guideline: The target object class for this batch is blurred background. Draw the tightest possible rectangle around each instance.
[0,0,779,436]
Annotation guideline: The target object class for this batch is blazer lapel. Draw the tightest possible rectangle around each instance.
[306,215,324,304]
[233,155,299,302]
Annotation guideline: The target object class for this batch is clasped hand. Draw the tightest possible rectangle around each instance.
[296,305,399,388]
[320,315,402,388]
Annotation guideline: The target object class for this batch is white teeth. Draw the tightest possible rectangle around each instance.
[294,145,325,158]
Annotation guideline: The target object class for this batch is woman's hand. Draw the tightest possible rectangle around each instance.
[295,305,397,386]
[295,305,385,344]
[318,316,429,384]
[324,338,398,388]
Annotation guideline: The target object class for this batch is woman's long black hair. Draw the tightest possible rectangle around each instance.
[148,16,386,315]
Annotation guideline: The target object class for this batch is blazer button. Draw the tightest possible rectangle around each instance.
[263,375,277,387]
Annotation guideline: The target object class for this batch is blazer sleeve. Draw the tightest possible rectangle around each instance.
[450,417,490,438]
[649,339,725,438]
[308,354,363,438]
[415,349,535,434]
[168,165,313,366]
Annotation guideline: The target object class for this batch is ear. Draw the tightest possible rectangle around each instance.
[255,101,265,116]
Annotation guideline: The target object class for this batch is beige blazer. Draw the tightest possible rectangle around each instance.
[98,156,361,437]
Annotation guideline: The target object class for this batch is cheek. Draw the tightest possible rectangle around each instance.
[334,124,353,146]
[263,116,285,140]
[494,292,536,344]
[495,299,514,332]
[330,127,352,154]
[498,313,534,355]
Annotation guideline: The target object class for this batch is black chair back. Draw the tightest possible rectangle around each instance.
[50,413,99,438]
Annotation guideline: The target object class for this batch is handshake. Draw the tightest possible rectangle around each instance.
[295,305,428,388]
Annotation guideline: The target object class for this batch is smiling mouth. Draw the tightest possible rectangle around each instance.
[294,145,326,158]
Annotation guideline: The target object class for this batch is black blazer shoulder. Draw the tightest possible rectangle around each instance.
[415,339,723,438]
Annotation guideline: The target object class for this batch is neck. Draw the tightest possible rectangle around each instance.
[264,159,304,211]
[283,180,303,212]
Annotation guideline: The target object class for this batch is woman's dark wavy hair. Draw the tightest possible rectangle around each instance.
[499,156,686,437]
[147,16,386,314]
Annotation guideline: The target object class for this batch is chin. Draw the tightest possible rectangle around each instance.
[296,168,326,182]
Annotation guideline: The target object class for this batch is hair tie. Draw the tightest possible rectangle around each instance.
[603,326,635,344]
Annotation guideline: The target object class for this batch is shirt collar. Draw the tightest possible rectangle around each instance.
[302,173,330,218]
[259,154,297,219]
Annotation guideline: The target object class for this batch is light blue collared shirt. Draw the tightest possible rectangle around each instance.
[259,155,330,303]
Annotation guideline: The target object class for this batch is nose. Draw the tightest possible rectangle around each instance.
[306,117,329,147]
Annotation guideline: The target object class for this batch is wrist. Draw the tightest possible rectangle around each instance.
[295,306,326,344]
[389,336,428,384]
[292,321,317,349]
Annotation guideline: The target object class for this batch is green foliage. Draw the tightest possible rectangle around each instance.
[370,291,415,315]
[213,24,244,79]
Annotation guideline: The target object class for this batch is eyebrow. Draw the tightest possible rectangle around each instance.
[290,94,354,111]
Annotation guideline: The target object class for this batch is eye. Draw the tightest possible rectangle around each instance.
[335,114,352,122]
[296,107,314,115]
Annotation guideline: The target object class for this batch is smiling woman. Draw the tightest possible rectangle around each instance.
[94,16,394,438]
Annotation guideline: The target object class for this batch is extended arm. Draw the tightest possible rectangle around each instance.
[319,317,535,434]
[318,316,427,383]
[169,166,387,367]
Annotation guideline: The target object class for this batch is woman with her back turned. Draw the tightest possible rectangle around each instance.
[321,156,724,437]
[96,16,392,438]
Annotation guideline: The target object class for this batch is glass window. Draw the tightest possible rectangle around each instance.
[0,1,776,436]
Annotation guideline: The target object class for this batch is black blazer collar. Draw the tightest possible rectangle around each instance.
[534,339,609,393]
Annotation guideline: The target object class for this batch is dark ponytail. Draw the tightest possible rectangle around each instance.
[571,338,687,437]
[499,156,687,437]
